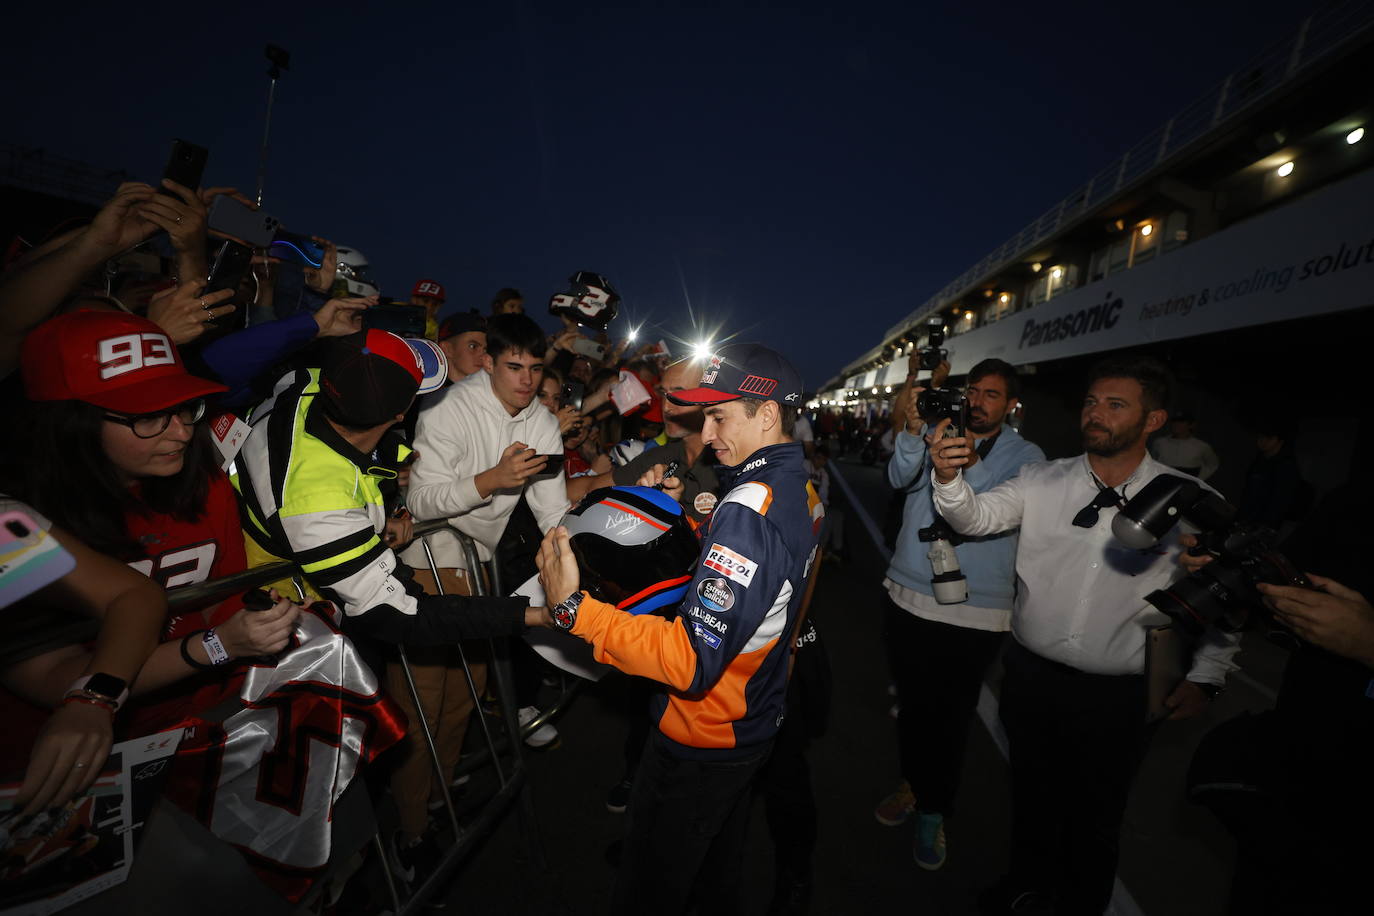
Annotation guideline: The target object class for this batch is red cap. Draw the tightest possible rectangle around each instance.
[412,279,446,302]
[22,311,227,414]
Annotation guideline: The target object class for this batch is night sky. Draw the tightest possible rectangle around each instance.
[3,1,1325,387]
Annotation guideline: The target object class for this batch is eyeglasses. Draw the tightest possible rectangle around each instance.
[1071,480,1126,529]
[103,399,207,438]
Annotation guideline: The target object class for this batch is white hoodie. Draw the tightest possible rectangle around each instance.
[402,369,569,571]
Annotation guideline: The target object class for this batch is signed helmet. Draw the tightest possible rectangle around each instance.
[560,485,699,616]
[548,270,620,332]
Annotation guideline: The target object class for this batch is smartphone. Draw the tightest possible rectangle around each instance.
[570,336,606,361]
[535,454,567,475]
[202,240,253,331]
[159,139,208,196]
[363,301,428,338]
[205,240,254,298]
[269,229,326,268]
[207,195,280,247]
[0,511,76,610]
[559,380,586,412]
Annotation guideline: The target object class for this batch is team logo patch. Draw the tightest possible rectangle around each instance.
[693,492,718,515]
[697,577,735,613]
[704,543,757,586]
[692,621,722,649]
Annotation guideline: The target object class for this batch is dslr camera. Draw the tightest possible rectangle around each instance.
[1112,474,1312,636]
[918,316,947,371]
[917,516,968,604]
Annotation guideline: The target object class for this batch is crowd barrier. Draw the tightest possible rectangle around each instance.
[158,518,573,914]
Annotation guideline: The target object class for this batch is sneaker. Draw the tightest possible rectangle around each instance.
[913,811,947,870]
[605,777,634,814]
[873,781,916,826]
[387,829,438,888]
[518,706,559,749]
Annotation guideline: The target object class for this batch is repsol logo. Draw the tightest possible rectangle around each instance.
[743,457,767,473]
[1018,293,1123,349]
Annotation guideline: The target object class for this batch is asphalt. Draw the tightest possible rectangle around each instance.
[423,453,1281,916]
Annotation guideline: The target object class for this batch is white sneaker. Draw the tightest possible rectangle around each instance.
[518,706,559,749]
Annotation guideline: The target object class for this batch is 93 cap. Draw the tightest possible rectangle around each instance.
[412,279,446,302]
[22,311,227,413]
[667,342,803,407]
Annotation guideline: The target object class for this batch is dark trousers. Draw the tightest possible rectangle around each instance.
[1000,639,1155,916]
[759,672,819,888]
[885,597,1005,817]
[612,738,772,916]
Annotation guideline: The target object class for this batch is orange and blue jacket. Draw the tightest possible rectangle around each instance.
[570,441,824,759]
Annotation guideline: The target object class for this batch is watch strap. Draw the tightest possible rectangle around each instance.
[65,673,130,712]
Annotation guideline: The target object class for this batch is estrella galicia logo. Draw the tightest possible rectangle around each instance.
[697,576,735,613]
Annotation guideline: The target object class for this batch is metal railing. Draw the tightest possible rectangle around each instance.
[169,517,570,913]
[832,0,1374,386]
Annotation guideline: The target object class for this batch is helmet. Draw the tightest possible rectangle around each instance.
[561,486,699,616]
[335,247,380,298]
[548,270,620,332]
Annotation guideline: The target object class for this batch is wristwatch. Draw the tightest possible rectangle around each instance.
[65,673,130,712]
[551,591,585,630]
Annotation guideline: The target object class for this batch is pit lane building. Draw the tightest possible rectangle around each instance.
[821,0,1374,499]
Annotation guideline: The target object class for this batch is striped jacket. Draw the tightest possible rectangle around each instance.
[570,441,824,758]
[234,368,527,645]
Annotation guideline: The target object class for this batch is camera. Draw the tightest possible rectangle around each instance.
[917,516,968,604]
[916,387,969,438]
[1112,474,1312,636]
[919,316,947,371]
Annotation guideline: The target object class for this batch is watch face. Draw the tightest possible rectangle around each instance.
[85,672,128,698]
[552,593,581,629]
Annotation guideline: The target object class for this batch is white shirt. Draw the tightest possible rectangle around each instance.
[1151,435,1220,480]
[932,453,1239,683]
[402,370,569,570]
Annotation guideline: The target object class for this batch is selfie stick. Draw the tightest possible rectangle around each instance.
[256,45,290,207]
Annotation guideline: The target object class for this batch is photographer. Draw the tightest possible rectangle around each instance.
[1184,480,1374,915]
[929,355,1239,916]
[873,358,1044,872]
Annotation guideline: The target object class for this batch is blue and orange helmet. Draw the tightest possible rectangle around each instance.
[561,486,699,616]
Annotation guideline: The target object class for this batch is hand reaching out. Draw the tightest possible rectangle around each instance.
[146,282,236,345]
[313,296,371,337]
[137,180,208,255]
[14,702,112,818]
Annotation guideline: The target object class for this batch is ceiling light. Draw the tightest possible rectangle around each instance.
[1347,127,1365,145]
[884,385,892,393]
[964,310,975,320]
[871,387,878,395]
[999,293,1010,304]
[1031,262,1042,272]
[1051,267,1063,279]
[1276,161,1294,178]
[1139,223,1153,237]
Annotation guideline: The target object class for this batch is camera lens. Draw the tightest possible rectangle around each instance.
[1145,564,1248,635]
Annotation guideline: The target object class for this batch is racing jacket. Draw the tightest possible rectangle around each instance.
[233,368,529,645]
[569,441,824,759]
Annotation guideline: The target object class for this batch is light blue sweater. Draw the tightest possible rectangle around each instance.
[884,424,1045,610]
